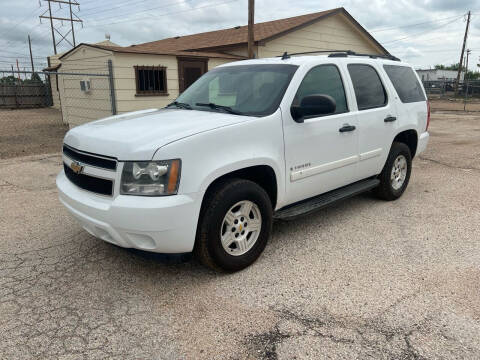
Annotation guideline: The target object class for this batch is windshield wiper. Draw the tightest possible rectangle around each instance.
[166,101,192,110]
[195,102,243,115]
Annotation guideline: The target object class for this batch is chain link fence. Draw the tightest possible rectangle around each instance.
[0,61,116,159]
[55,60,116,127]
[423,79,480,112]
[0,60,116,125]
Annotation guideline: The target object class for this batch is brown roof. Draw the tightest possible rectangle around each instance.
[59,43,247,60]
[129,7,388,55]
[133,8,341,52]
[59,7,388,61]
[43,63,61,72]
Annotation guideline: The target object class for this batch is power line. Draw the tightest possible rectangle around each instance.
[40,0,83,54]
[0,54,46,60]
[80,0,180,16]
[0,6,43,38]
[1,2,69,50]
[382,16,463,45]
[85,0,197,23]
[371,13,467,33]
[85,0,239,28]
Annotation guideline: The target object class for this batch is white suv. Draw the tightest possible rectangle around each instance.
[57,52,429,272]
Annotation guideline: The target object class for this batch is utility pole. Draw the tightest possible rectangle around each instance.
[40,0,82,54]
[16,59,21,81]
[464,49,471,110]
[247,0,255,59]
[47,0,57,54]
[69,0,76,47]
[28,35,35,74]
[455,10,470,95]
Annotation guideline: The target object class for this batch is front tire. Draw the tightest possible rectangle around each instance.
[195,179,273,272]
[374,142,412,201]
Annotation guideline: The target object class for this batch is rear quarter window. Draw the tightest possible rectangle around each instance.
[383,65,426,103]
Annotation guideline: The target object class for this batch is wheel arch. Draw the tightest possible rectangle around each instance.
[201,164,279,210]
[392,129,418,158]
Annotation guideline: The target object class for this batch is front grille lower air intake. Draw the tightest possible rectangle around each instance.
[63,164,114,196]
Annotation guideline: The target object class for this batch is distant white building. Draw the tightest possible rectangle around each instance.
[416,69,464,81]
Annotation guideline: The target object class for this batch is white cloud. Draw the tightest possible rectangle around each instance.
[0,0,477,70]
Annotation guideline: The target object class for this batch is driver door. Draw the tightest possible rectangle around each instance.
[283,64,359,204]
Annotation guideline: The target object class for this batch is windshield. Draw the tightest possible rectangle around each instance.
[173,64,298,116]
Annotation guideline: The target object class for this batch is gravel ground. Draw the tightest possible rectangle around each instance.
[429,98,480,112]
[0,108,67,159]
[0,111,479,359]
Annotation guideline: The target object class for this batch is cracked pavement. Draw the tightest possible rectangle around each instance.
[1,111,479,359]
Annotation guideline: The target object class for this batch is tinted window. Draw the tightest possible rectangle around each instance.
[294,65,348,114]
[348,64,387,110]
[384,65,426,103]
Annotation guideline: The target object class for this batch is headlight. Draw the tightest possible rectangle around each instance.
[120,159,181,196]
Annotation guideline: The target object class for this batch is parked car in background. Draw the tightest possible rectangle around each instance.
[57,52,429,272]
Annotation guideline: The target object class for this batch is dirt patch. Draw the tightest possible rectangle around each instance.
[0,108,68,159]
[429,98,480,112]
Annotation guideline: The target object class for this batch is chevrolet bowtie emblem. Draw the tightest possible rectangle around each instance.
[70,161,84,174]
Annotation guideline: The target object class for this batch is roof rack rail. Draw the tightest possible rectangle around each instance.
[328,51,401,62]
[278,50,400,62]
[280,50,354,60]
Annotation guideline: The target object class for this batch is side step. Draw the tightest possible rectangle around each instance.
[274,178,380,220]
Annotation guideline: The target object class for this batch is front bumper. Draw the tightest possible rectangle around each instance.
[56,171,201,253]
[416,131,429,156]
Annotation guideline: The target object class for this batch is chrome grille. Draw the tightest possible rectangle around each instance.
[62,145,117,196]
[63,145,117,170]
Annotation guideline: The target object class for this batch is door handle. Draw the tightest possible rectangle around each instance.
[384,116,397,122]
[339,124,356,133]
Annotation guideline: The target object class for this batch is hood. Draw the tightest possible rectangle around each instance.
[64,108,249,160]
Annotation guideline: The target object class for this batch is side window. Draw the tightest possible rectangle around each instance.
[294,64,348,114]
[347,64,387,110]
[384,65,426,103]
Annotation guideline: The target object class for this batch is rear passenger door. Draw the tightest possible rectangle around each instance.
[347,63,397,179]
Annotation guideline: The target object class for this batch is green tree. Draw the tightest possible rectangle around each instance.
[0,75,18,84]
[435,63,462,71]
[434,63,480,80]
[23,72,43,84]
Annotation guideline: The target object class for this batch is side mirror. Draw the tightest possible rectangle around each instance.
[291,94,337,123]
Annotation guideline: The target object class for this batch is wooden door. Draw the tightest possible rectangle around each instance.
[178,58,208,93]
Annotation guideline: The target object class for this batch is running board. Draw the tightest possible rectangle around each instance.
[274,178,380,220]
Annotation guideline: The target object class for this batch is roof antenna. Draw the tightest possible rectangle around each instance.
[281,51,290,60]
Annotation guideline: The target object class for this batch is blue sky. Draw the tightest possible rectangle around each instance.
[1,0,479,71]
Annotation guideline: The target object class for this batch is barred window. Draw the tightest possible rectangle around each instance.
[134,66,168,96]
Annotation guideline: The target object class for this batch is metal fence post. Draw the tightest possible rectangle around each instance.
[107,60,117,115]
[45,74,53,107]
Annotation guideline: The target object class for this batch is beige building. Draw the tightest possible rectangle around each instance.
[44,39,119,111]
[53,7,389,126]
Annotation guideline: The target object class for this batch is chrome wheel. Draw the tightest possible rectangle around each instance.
[220,200,262,256]
[390,155,407,190]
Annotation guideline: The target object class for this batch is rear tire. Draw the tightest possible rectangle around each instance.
[374,142,412,201]
[194,179,273,272]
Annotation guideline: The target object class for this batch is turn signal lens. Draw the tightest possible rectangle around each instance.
[167,160,180,193]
